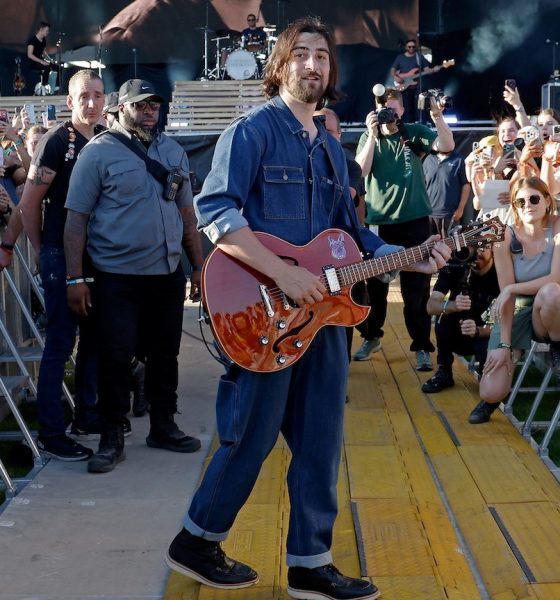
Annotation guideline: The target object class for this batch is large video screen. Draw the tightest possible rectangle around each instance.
[1,0,418,121]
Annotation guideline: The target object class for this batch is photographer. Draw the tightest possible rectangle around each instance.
[422,245,500,393]
[353,86,454,369]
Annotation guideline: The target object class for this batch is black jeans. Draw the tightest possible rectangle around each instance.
[435,313,489,375]
[91,267,186,429]
[357,217,434,352]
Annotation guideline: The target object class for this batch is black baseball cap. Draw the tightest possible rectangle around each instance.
[103,91,119,114]
[118,79,164,104]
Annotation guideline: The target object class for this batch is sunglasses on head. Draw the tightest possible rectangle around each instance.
[513,194,541,209]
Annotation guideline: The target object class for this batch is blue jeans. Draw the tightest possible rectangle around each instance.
[37,245,97,437]
[185,326,348,568]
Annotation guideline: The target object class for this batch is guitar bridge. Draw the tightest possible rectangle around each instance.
[323,265,341,295]
[259,284,275,317]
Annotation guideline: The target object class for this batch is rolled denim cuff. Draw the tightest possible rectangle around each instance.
[183,513,229,541]
[374,243,404,283]
[201,208,249,244]
[286,550,333,568]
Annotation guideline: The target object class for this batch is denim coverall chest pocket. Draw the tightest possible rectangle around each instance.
[319,177,344,218]
[263,166,306,220]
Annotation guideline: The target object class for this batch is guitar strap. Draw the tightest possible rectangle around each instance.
[321,131,370,257]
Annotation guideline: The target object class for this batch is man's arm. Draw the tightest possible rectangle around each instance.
[179,205,204,298]
[63,209,91,317]
[19,164,56,255]
[27,44,48,67]
[430,104,454,153]
[355,118,379,177]
[217,227,326,306]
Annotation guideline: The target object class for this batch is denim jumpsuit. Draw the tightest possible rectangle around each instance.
[187,96,387,568]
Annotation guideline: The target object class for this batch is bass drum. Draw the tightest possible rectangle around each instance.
[225,49,257,80]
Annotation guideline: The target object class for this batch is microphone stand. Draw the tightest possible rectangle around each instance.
[97,25,104,78]
[132,48,137,78]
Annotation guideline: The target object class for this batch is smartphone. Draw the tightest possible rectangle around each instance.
[24,103,36,124]
[472,141,480,162]
[514,137,525,151]
[47,104,56,121]
[505,78,516,90]
[0,109,7,123]
[553,124,560,136]
[41,112,48,128]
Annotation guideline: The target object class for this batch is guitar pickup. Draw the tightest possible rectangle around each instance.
[323,265,341,295]
[259,284,275,317]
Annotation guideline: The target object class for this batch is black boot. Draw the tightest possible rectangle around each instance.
[131,360,149,417]
[88,425,125,473]
[146,414,201,453]
[166,528,259,589]
[468,400,500,424]
[288,564,380,600]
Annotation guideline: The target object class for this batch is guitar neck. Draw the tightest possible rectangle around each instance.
[337,234,462,287]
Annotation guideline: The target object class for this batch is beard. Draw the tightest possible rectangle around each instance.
[121,108,157,143]
[285,71,326,105]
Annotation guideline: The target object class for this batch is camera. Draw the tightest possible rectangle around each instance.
[377,106,397,125]
[371,83,397,125]
[417,88,453,111]
[163,168,183,202]
[553,124,560,136]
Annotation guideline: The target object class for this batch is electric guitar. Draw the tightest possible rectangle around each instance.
[394,59,455,91]
[201,217,505,373]
[13,57,25,95]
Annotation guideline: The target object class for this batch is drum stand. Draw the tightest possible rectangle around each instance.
[208,35,229,80]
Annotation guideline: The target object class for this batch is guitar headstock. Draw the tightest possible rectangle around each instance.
[457,217,506,249]
[442,59,455,69]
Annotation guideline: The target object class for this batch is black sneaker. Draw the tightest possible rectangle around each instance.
[166,528,259,589]
[468,400,500,424]
[550,341,560,377]
[421,368,455,393]
[38,434,93,462]
[69,420,101,439]
[287,564,380,600]
[147,416,201,453]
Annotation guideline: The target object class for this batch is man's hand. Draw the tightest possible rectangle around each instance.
[273,264,326,306]
[364,111,380,137]
[67,282,92,317]
[409,236,451,275]
[459,318,477,337]
[454,293,471,312]
[189,270,201,302]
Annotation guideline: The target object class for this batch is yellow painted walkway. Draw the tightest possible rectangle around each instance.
[164,293,560,600]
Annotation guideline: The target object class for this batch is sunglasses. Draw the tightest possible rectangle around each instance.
[513,194,541,209]
[406,45,416,49]
[130,100,161,111]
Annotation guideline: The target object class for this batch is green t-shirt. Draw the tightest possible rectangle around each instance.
[357,123,437,225]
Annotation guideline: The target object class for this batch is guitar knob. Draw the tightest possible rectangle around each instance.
[276,355,287,365]
[276,320,286,330]
[259,336,269,345]
[293,339,303,348]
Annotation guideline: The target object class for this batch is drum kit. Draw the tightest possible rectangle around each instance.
[199,25,278,80]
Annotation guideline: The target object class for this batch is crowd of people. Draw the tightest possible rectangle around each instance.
[2,13,560,600]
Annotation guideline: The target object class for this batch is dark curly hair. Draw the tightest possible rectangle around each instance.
[262,16,341,109]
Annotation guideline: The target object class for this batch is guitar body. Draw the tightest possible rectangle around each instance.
[395,67,420,90]
[202,229,370,373]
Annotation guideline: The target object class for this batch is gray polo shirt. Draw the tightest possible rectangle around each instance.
[66,122,192,275]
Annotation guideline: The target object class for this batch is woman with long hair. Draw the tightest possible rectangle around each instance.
[469,176,560,424]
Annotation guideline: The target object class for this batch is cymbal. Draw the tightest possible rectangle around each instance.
[215,29,241,39]
[196,26,215,34]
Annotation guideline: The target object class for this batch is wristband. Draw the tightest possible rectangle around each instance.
[498,342,512,350]
[66,276,94,286]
